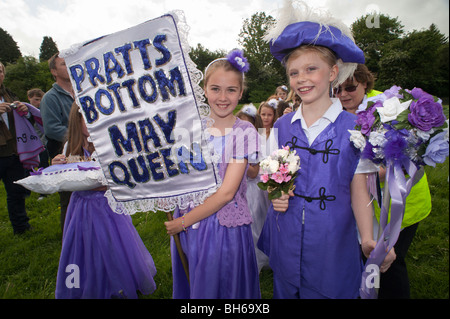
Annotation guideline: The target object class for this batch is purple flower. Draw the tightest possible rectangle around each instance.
[408,96,446,132]
[361,142,375,161]
[423,131,449,167]
[356,107,376,135]
[384,129,409,162]
[407,87,434,100]
[383,85,403,99]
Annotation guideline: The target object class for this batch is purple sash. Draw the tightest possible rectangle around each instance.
[360,158,417,298]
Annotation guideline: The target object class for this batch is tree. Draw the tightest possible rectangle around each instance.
[351,14,404,75]
[4,56,53,101]
[238,12,286,103]
[189,43,225,76]
[39,36,59,62]
[0,27,22,64]
[377,24,449,97]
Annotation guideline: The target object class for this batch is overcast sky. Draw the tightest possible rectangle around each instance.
[1,0,449,58]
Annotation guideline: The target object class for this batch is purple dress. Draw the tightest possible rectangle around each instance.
[55,191,157,299]
[171,118,261,299]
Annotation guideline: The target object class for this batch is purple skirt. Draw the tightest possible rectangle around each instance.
[171,208,261,299]
[55,191,157,299]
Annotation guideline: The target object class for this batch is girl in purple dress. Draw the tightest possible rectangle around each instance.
[54,103,157,299]
[164,51,261,299]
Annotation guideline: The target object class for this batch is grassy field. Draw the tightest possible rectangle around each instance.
[0,158,448,299]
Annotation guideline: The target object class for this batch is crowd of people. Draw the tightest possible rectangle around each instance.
[0,2,435,300]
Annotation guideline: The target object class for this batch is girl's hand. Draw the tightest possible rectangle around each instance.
[51,154,67,165]
[361,240,396,273]
[283,106,293,115]
[272,190,294,212]
[164,218,183,236]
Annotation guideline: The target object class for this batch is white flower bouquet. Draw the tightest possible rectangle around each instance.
[258,146,300,200]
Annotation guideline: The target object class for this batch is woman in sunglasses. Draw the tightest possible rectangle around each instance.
[334,64,381,114]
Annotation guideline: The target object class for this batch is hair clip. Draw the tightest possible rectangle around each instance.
[241,103,257,118]
[227,50,250,73]
[267,99,279,109]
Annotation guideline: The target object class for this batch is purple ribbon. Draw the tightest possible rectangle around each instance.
[360,158,417,299]
[77,165,101,171]
[30,167,44,175]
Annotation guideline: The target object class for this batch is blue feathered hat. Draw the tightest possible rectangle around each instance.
[270,21,365,64]
[265,0,365,86]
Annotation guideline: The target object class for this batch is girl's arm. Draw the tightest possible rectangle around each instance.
[165,159,248,235]
[351,173,396,272]
[351,173,374,245]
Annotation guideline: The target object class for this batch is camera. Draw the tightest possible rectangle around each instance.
[9,103,18,110]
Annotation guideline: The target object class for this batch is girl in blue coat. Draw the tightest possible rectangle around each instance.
[258,1,396,299]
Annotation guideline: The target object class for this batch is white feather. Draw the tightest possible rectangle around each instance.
[266,0,358,87]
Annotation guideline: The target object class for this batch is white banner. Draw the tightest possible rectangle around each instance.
[62,13,220,214]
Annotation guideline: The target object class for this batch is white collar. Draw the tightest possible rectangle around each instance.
[291,98,344,124]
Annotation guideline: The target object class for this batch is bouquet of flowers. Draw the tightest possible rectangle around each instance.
[350,86,449,299]
[258,146,300,200]
[348,86,449,168]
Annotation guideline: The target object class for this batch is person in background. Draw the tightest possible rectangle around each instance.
[334,64,381,114]
[237,104,271,273]
[27,88,48,200]
[40,53,74,232]
[258,100,277,139]
[336,63,432,299]
[0,61,32,235]
[274,85,289,101]
[284,90,302,114]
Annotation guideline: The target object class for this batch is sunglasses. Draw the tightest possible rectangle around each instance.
[334,83,360,95]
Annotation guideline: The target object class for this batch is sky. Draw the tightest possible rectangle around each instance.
[1,0,449,59]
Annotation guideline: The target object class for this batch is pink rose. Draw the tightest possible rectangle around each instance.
[260,174,270,183]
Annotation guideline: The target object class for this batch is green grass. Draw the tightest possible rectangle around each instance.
[0,159,448,299]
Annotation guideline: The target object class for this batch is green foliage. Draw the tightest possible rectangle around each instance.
[377,25,449,97]
[3,56,53,101]
[39,36,59,62]
[351,14,404,75]
[238,12,287,103]
[189,43,225,77]
[0,28,22,65]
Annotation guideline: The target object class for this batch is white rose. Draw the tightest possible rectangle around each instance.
[348,130,366,151]
[416,128,433,142]
[276,148,289,159]
[288,160,299,173]
[368,131,387,147]
[376,97,411,123]
[268,160,280,174]
[286,153,300,173]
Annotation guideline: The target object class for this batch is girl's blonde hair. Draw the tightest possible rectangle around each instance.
[285,45,337,71]
[285,45,354,88]
[204,59,246,92]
